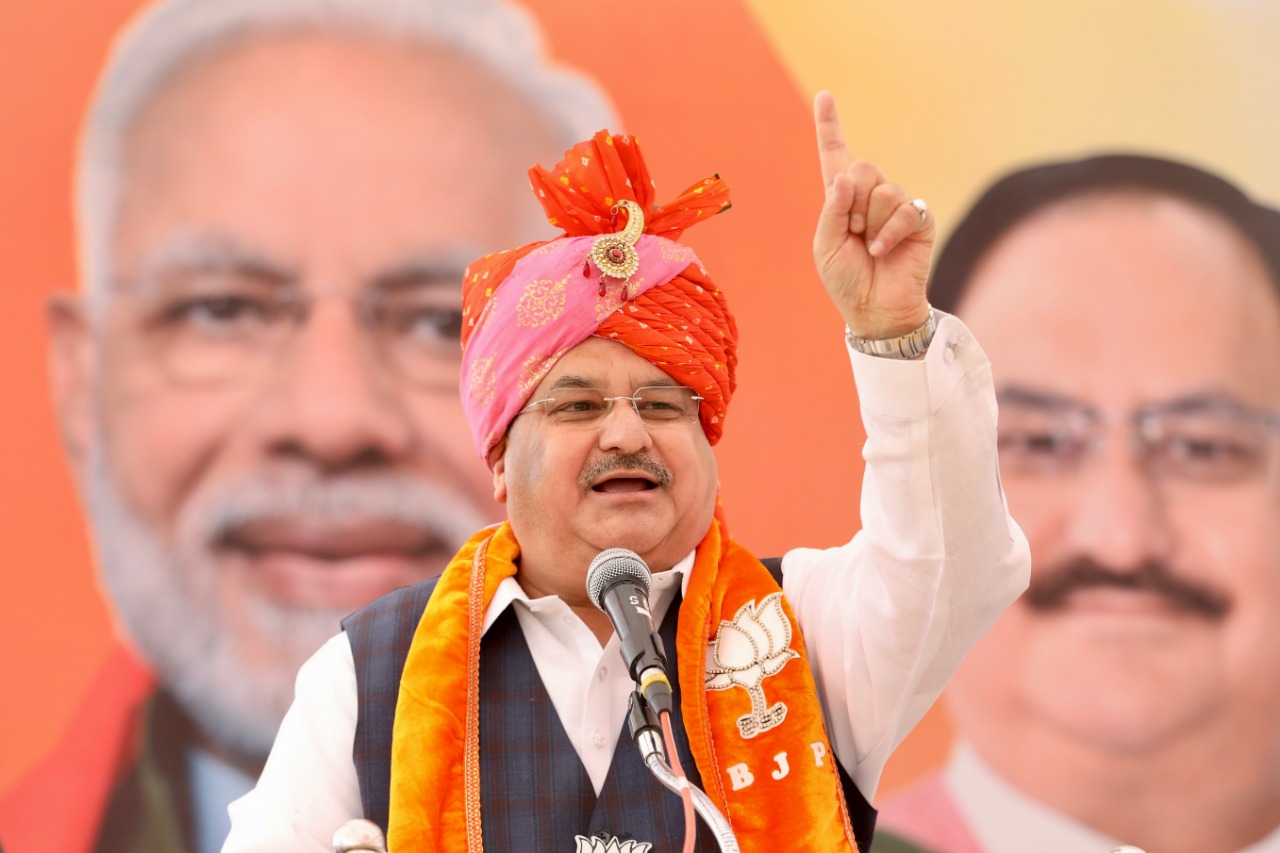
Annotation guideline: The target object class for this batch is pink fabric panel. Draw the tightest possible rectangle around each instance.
[459,233,703,463]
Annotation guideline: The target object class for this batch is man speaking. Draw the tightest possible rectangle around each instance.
[224,95,1030,851]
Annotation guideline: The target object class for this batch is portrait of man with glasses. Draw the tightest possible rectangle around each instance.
[3,0,618,849]
[873,156,1280,853]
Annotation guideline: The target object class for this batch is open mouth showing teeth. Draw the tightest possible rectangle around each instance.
[592,477,658,493]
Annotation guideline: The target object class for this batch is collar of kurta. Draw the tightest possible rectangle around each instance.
[386,520,861,852]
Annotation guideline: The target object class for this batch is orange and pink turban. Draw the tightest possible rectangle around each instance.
[459,131,736,465]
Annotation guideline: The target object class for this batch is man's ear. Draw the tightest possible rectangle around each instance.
[489,436,509,504]
[47,293,96,474]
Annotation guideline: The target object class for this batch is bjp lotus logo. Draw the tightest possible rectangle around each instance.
[705,592,800,738]
[573,835,652,853]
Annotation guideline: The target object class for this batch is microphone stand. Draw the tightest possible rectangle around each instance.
[627,691,740,853]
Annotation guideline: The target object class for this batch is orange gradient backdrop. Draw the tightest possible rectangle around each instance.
[6,0,1278,803]
[0,0,876,798]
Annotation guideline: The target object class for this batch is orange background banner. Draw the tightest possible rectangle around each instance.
[3,0,1278,803]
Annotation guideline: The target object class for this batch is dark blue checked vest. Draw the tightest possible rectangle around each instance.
[341,558,877,851]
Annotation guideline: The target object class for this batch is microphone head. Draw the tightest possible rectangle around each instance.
[586,548,652,610]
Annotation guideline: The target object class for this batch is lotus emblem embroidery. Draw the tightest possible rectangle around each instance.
[573,835,652,853]
[705,592,800,738]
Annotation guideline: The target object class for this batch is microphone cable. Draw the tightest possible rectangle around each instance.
[660,710,697,853]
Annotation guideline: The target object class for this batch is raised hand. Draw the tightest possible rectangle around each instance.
[812,91,935,340]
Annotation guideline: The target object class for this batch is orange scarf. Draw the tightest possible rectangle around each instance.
[388,521,859,852]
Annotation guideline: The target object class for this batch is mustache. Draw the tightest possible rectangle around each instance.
[181,470,488,551]
[1025,557,1232,620]
[578,453,673,489]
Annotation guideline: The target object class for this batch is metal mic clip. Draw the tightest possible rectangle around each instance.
[627,689,665,763]
[629,690,742,852]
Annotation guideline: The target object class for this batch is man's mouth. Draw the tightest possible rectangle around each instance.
[218,516,450,606]
[580,453,673,494]
[591,473,660,494]
[1054,588,1200,618]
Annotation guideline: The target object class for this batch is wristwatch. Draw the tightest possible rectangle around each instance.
[845,309,937,359]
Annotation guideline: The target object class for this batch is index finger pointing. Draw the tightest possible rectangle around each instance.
[814,91,852,188]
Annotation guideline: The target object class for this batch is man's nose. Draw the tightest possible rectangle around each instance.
[1058,445,1176,572]
[596,399,654,455]
[248,301,414,470]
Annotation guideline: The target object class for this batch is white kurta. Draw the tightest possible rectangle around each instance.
[223,314,1031,851]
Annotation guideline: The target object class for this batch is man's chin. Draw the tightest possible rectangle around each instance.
[158,596,349,762]
[581,503,688,549]
[84,443,490,760]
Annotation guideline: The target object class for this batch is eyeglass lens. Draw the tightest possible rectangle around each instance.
[529,386,702,425]
[128,272,463,388]
[996,396,1277,485]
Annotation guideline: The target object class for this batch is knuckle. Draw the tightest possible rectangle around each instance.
[871,182,901,200]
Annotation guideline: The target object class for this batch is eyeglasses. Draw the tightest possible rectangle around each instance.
[117,273,463,388]
[996,390,1280,486]
[516,385,704,427]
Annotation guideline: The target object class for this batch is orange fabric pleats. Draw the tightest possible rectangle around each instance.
[387,523,518,852]
[679,522,859,852]
[388,520,858,852]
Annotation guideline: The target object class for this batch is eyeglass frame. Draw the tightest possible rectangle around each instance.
[994,386,1280,487]
[515,384,705,427]
[106,268,466,390]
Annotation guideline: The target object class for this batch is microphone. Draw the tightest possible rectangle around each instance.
[587,548,674,715]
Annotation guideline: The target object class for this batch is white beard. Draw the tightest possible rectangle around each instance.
[84,438,489,760]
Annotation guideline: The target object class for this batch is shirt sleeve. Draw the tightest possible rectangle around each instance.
[222,632,364,852]
[780,312,1031,803]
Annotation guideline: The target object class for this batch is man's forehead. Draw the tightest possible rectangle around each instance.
[118,31,549,188]
[130,229,479,291]
[539,337,678,390]
[130,28,533,123]
[960,191,1280,410]
[110,30,556,286]
[960,190,1275,317]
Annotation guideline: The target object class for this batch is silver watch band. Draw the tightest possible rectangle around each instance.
[846,309,937,359]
